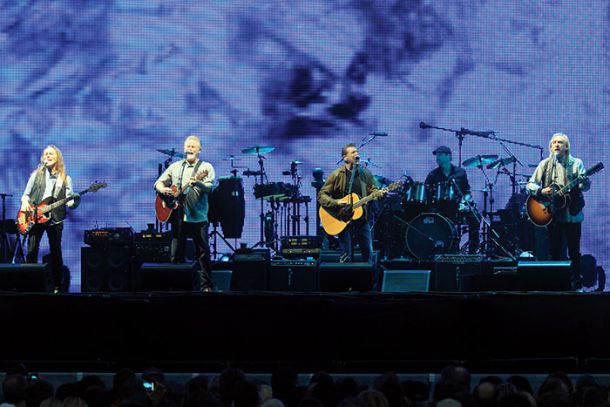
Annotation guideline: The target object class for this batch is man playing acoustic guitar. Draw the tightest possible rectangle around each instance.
[155,135,216,292]
[318,143,386,264]
[527,133,590,290]
[21,145,80,293]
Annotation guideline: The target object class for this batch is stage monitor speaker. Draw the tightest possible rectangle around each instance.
[81,246,133,292]
[468,261,572,291]
[318,262,373,292]
[137,263,194,292]
[319,250,377,263]
[230,250,270,291]
[0,263,52,292]
[381,269,430,292]
[269,259,317,291]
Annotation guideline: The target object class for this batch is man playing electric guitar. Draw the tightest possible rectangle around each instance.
[21,145,80,293]
[318,143,386,263]
[154,135,216,292]
[527,133,590,290]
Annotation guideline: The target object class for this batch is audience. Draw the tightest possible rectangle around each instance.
[4,363,610,407]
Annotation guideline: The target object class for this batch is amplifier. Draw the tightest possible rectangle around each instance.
[133,232,171,263]
[84,228,134,246]
[269,259,317,291]
[281,235,321,250]
[434,254,484,264]
[280,248,321,258]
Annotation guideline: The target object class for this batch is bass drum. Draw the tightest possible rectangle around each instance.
[405,213,458,260]
[208,176,245,239]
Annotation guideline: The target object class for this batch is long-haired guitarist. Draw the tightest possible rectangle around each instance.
[20,145,80,293]
[154,135,216,292]
[527,133,590,290]
[318,143,385,264]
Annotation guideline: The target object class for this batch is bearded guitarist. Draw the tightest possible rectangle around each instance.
[527,133,591,290]
[318,143,386,263]
[21,145,80,293]
[154,135,216,292]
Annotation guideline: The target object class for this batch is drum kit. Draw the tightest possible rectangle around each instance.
[375,152,538,262]
[157,144,311,255]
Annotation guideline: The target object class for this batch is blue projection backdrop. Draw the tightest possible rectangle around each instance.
[1,1,609,291]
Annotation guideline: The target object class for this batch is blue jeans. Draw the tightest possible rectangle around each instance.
[338,219,373,263]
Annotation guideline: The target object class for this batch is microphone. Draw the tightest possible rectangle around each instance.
[419,122,431,129]
[460,128,495,137]
[370,132,388,137]
[355,156,361,164]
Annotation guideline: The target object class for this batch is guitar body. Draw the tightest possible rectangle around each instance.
[319,193,364,236]
[155,170,209,223]
[155,189,179,223]
[16,199,52,235]
[526,194,569,227]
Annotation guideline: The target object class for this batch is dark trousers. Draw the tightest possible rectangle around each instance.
[26,222,64,288]
[170,215,212,291]
[547,222,582,288]
[338,218,373,263]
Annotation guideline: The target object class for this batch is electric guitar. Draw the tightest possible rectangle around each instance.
[155,170,209,222]
[319,181,401,236]
[526,162,603,227]
[16,181,107,235]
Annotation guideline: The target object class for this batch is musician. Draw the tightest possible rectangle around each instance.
[425,146,480,254]
[318,143,384,263]
[154,135,216,292]
[21,145,80,293]
[527,133,590,290]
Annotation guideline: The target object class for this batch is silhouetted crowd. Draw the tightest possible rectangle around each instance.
[1,363,609,407]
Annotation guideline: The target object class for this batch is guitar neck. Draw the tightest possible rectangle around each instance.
[40,189,89,214]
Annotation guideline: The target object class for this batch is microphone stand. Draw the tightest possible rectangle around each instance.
[420,123,544,170]
[344,160,359,262]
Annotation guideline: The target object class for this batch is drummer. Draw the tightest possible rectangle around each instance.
[424,146,480,254]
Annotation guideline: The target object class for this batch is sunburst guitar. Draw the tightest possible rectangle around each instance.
[319,181,401,236]
[526,162,603,227]
[16,181,107,235]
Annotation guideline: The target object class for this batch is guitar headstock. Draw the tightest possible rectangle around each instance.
[88,181,108,193]
[385,182,402,192]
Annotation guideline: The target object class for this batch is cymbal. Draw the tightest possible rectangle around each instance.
[462,154,499,168]
[487,156,516,169]
[290,160,303,164]
[241,145,275,155]
[157,149,185,159]
[222,155,241,161]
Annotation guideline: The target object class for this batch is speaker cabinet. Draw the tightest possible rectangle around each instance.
[81,246,133,292]
[269,259,317,291]
[137,263,194,292]
[381,269,431,292]
[468,261,572,291]
[0,263,52,292]
[318,262,373,292]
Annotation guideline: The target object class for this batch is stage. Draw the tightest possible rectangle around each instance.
[3,289,610,374]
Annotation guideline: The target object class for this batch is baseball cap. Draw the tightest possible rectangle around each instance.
[433,146,452,155]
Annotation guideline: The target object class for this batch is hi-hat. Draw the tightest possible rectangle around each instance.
[487,156,517,169]
[290,160,303,164]
[462,154,499,168]
[157,149,185,159]
[241,145,275,155]
[222,155,241,161]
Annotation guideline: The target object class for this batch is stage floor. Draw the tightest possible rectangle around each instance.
[2,290,610,373]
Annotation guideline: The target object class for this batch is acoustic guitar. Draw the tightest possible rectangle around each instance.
[319,181,401,236]
[526,162,603,227]
[16,181,107,235]
[155,170,209,222]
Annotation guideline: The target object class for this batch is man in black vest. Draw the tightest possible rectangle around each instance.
[21,145,80,293]
[155,135,216,292]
